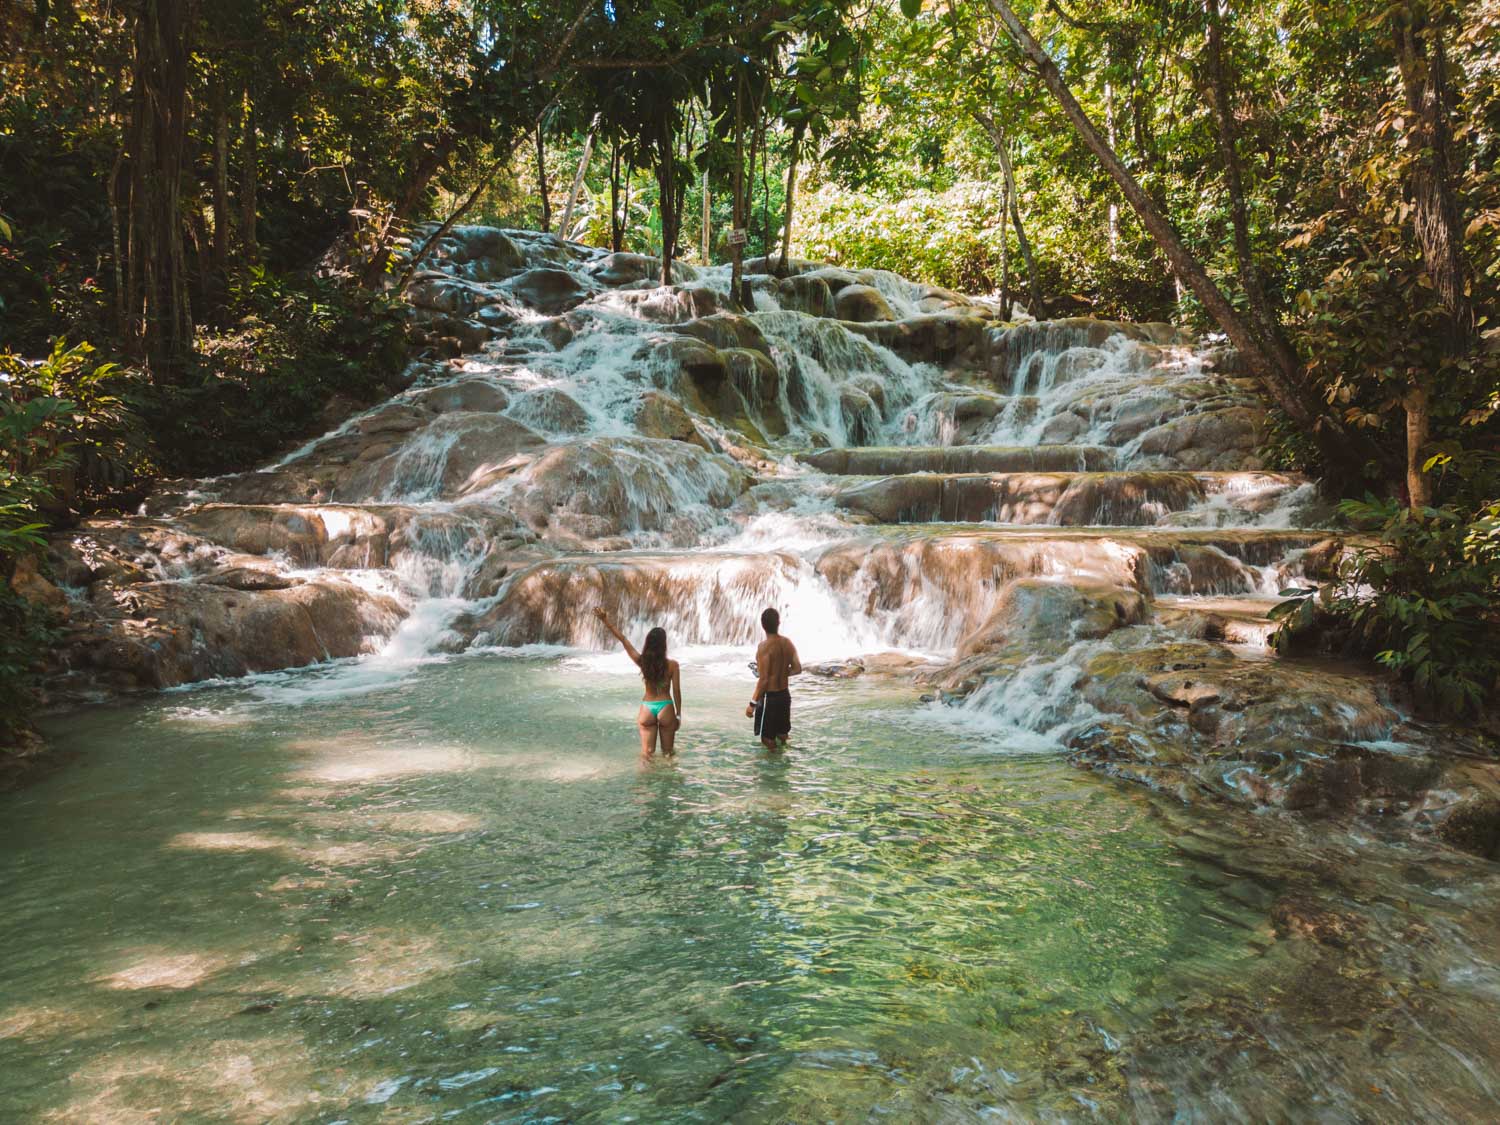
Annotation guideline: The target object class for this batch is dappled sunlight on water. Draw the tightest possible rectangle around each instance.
[4,650,1500,1120]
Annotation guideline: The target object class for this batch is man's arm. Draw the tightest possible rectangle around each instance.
[787,639,802,676]
[746,641,769,717]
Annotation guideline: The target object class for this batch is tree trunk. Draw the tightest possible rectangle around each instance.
[985,0,1364,476]
[976,112,1047,318]
[1404,385,1433,509]
[239,91,258,262]
[560,129,595,239]
[610,137,624,252]
[211,82,230,279]
[1203,0,1295,368]
[396,133,529,290]
[109,150,127,336]
[655,113,678,285]
[998,169,1012,317]
[1394,4,1473,510]
[730,73,745,308]
[1104,76,1118,255]
[700,162,710,262]
[536,126,551,232]
[620,165,631,252]
[397,163,501,291]
[126,0,195,382]
[777,122,804,275]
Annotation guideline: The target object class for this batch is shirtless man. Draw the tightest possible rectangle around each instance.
[745,607,801,750]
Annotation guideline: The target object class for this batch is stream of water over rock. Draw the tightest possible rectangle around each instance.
[9,230,1500,1120]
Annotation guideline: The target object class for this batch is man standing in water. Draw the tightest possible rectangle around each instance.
[746,607,801,750]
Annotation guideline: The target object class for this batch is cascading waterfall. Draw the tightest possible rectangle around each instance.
[104,226,1331,715]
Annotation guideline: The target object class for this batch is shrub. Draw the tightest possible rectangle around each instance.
[0,361,78,752]
[793,179,1175,320]
[1273,456,1500,715]
[148,269,409,476]
[0,339,154,511]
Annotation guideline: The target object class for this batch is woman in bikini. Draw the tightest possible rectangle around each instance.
[593,607,682,759]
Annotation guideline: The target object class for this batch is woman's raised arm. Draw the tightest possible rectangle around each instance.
[592,607,641,665]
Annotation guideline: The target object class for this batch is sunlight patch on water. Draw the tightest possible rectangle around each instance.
[286,742,475,784]
[96,951,234,991]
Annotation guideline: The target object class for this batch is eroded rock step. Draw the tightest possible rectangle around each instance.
[1153,595,1280,647]
[833,469,1309,526]
[464,527,1331,653]
[799,444,1117,475]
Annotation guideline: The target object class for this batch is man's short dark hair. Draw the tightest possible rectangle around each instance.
[761,607,779,635]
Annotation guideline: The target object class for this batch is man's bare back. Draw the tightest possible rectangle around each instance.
[755,635,800,691]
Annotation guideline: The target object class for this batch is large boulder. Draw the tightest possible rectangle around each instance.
[505,437,749,546]
[59,578,406,694]
[675,313,771,355]
[775,275,834,317]
[1134,407,1264,471]
[410,378,511,414]
[506,388,591,435]
[600,284,720,323]
[176,504,398,569]
[586,253,699,287]
[632,390,712,450]
[834,283,897,323]
[847,314,989,367]
[956,577,1148,659]
[501,267,595,314]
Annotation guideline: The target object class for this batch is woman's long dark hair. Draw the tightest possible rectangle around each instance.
[639,627,669,692]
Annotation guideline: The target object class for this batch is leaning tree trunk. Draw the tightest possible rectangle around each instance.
[127,0,195,382]
[985,0,1368,478]
[1394,3,1473,510]
[359,137,455,287]
[560,129,596,240]
[700,162,710,262]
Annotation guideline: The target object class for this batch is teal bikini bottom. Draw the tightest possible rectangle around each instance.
[643,699,673,717]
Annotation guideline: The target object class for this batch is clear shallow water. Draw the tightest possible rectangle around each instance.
[6,654,1500,1122]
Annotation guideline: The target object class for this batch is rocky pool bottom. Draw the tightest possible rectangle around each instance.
[4,650,1499,1122]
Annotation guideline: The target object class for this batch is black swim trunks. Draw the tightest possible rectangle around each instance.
[754,689,791,741]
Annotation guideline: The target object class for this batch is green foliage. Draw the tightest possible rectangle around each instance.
[1258,408,1325,476]
[149,270,409,476]
[0,392,72,557]
[1,339,153,517]
[797,182,1006,293]
[0,351,81,751]
[0,584,56,750]
[1273,454,1500,715]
